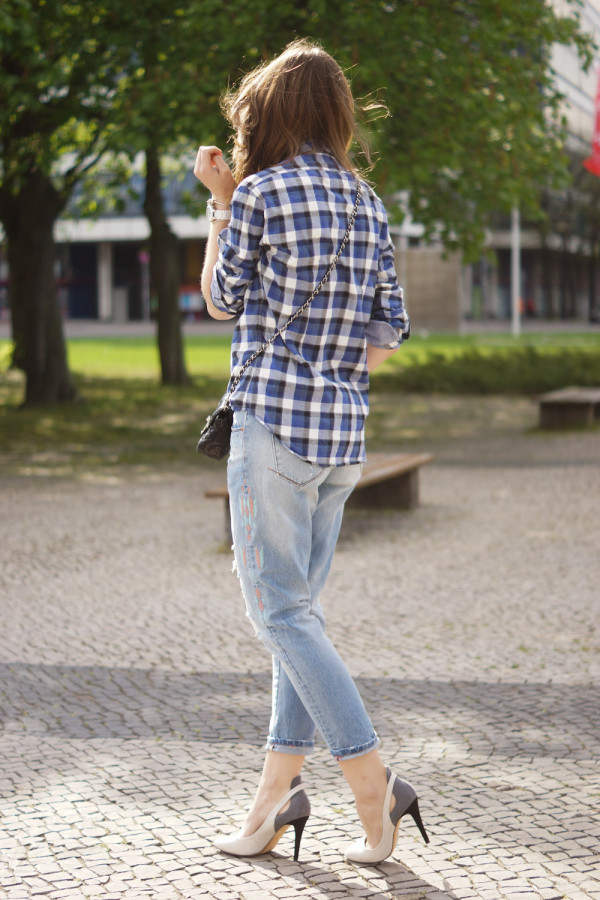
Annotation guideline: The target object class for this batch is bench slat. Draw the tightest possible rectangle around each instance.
[204,453,434,500]
[539,385,600,429]
[356,452,434,490]
[205,487,229,499]
[539,386,600,404]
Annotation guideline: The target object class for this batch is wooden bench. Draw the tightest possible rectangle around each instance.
[205,452,434,541]
[538,386,600,429]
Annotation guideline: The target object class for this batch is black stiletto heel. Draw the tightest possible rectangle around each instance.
[292,814,309,861]
[405,797,430,844]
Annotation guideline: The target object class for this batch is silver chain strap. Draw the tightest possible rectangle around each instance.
[226,178,362,399]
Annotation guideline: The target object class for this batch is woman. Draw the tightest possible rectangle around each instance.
[193,39,429,865]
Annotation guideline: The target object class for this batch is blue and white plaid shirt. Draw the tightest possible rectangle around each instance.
[211,149,410,466]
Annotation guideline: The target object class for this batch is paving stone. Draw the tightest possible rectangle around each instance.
[1,451,599,900]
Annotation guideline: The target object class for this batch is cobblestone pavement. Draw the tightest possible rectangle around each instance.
[1,422,599,899]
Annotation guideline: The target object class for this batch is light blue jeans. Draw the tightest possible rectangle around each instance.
[227,410,380,760]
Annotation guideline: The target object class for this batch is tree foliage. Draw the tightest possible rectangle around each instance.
[0,0,595,405]
[93,0,597,262]
[212,0,595,259]
[0,0,138,198]
[0,0,138,403]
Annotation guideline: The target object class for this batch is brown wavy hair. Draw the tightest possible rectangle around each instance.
[221,39,375,183]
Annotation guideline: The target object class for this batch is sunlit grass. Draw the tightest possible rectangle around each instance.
[2,331,600,383]
[64,330,600,378]
[64,335,233,379]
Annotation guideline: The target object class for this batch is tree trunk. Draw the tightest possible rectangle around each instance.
[143,147,189,386]
[1,170,77,405]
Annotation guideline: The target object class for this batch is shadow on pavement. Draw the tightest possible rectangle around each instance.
[1,663,597,754]
[247,854,457,900]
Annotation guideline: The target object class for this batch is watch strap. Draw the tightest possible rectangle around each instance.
[207,198,231,222]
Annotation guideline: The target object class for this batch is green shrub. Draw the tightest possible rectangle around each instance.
[372,346,600,395]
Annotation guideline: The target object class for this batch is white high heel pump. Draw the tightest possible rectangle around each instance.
[345,768,430,864]
[214,776,311,862]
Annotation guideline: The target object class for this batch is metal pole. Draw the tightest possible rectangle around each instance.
[511,206,521,338]
[138,250,151,321]
[97,242,113,321]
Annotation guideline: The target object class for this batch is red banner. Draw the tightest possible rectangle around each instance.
[584,69,600,175]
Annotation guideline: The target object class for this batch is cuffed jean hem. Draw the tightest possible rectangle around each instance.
[332,732,381,761]
[266,738,315,755]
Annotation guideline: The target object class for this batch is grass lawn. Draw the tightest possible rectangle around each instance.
[3,329,599,381]
[0,330,598,479]
[63,329,600,395]
[64,335,234,379]
[46,330,600,378]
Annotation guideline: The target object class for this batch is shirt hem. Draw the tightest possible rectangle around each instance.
[232,403,366,468]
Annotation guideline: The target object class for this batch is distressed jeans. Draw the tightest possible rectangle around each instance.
[227,410,380,760]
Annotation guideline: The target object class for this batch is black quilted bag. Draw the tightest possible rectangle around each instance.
[196,398,234,460]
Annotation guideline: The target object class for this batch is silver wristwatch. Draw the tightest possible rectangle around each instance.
[206,199,231,222]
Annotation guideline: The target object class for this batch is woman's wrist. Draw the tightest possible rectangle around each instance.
[211,196,232,208]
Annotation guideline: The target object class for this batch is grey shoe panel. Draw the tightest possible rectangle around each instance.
[274,789,311,830]
[386,768,417,826]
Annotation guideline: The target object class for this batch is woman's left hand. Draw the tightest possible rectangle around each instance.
[193,145,236,207]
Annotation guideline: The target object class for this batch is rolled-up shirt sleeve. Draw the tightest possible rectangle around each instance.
[366,217,410,348]
[210,183,265,316]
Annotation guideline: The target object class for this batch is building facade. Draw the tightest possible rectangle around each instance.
[462,0,600,325]
[0,168,210,324]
